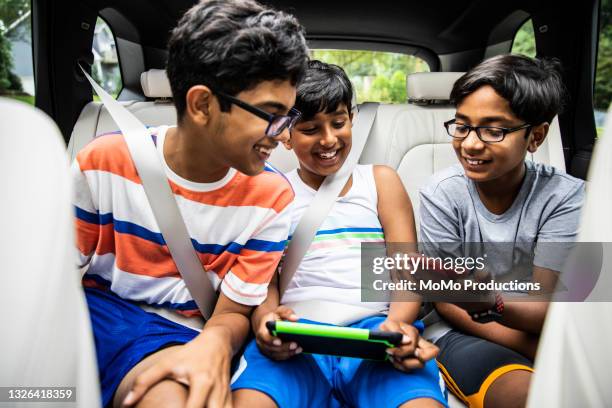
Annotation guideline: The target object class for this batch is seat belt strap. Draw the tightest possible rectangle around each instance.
[80,66,216,319]
[279,102,379,296]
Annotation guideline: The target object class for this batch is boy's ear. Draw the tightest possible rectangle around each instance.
[527,122,549,153]
[185,85,215,126]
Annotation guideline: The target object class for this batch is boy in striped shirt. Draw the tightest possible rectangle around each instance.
[72,1,308,407]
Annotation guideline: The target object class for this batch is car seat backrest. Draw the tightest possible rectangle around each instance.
[1,98,101,407]
[67,69,176,161]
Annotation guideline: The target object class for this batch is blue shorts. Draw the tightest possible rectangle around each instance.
[231,316,448,408]
[85,288,200,407]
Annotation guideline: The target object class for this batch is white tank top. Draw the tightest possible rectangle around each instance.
[281,164,389,311]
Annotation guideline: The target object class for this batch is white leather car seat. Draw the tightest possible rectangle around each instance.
[0,98,100,408]
[527,108,612,408]
[68,69,176,161]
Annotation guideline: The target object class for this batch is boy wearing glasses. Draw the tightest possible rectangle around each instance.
[72,1,308,407]
[419,55,584,408]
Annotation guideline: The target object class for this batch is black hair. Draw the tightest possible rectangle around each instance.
[450,54,566,125]
[166,0,309,119]
[293,59,353,121]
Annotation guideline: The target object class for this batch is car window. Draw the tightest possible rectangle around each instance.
[0,0,34,105]
[594,0,612,137]
[511,18,536,58]
[311,50,429,104]
[92,17,122,98]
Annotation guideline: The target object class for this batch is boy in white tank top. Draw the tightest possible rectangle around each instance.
[231,60,448,408]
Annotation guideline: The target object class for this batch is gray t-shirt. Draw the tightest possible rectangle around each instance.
[419,160,584,341]
[419,160,585,273]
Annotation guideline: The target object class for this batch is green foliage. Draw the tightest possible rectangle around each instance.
[0,0,30,43]
[511,19,536,58]
[311,50,429,104]
[7,68,22,91]
[0,0,29,94]
[595,0,612,112]
[595,27,612,111]
[0,0,29,28]
[0,29,13,91]
[10,92,33,105]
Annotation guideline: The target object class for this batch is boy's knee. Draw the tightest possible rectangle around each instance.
[131,380,188,408]
[399,397,445,408]
[483,370,531,408]
[232,388,278,408]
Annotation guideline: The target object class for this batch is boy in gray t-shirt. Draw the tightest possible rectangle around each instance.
[419,54,585,408]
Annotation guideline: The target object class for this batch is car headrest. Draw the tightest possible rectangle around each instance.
[139,69,358,109]
[140,69,172,98]
[406,72,464,104]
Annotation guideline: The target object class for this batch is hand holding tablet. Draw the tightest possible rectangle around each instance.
[379,318,440,372]
[254,306,302,361]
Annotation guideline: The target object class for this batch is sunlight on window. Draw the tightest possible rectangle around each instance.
[92,17,122,98]
[311,50,429,104]
[0,0,34,105]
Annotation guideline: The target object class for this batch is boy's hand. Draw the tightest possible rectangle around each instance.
[380,319,439,372]
[451,268,497,314]
[122,327,232,408]
[255,305,302,361]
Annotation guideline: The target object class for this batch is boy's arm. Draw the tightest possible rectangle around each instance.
[251,270,281,331]
[71,159,100,269]
[251,270,301,360]
[374,166,439,370]
[434,302,539,360]
[457,265,554,335]
[374,165,420,322]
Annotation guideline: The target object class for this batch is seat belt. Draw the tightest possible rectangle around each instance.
[80,66,216,320]
[279,102,382,325]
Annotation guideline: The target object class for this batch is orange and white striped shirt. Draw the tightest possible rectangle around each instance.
[73,126,293,317]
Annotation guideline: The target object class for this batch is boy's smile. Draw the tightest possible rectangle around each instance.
[220,80,296,175]
[165,79,296,183]
[286,103,352,189]
[312,144,344,167]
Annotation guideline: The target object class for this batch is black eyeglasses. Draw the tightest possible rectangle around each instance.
[444,119,532,143]
[215,91,301,137]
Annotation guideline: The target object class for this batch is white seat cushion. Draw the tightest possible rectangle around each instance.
[0,98,101,407]
[68,100,176,160]
[140,69,172,98]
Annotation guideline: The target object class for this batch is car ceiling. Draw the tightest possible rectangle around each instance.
[86,0,532,55]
